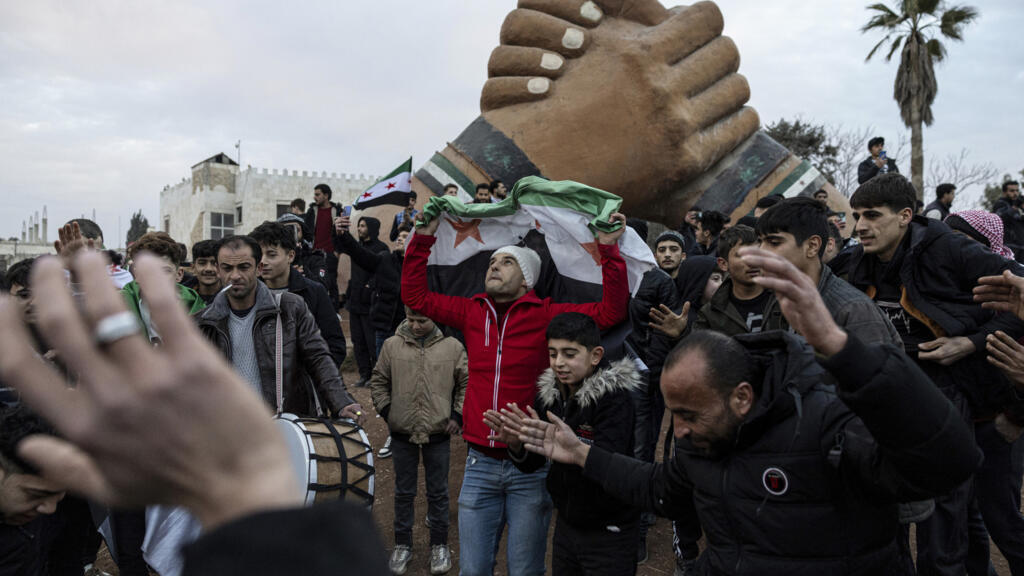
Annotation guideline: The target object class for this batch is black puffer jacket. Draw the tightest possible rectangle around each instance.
[584,331,980,575]
[513,359,641,529]
[344,217,388,315]
[626,267,679,378]
[847,215,1024,416]
[286,268,346,366]
[333,230,404,334]
[195,282,355,416]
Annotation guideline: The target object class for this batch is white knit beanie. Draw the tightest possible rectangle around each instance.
[492,245,542,289]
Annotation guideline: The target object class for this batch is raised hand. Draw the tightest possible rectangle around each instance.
[649,302,690,338]
[481,0,758,223]
[595,212,627,245]
[0,253,300,530]
[738,247,848,356]
[974,270,1024,322]
[53,222,97,267]
[483,402,528,450]
[986,330,1024,389]
[518,406,590,467]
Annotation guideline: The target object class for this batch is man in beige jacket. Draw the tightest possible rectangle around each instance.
[371,307,467,575]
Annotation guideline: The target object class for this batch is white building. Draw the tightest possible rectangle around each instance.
[0,207,55,273]
[160,153,377,248]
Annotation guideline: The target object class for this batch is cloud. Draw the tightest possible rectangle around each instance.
[1,0,1020,243]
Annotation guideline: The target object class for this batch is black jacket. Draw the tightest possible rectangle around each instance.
[302,201,343,249]
[764,265,902,347]
[0,515,60,576]
[857,156,899,184]
[992,196,1023,220]
[195,282,355,416]
[333,231,404,334]
[513,359,641,529]
[922,199,950,221]
[583,332,980,575]
[847,216,1024,416]
[285,268,346,366]
[626,267,679,378]
[182,501,388,576]
[344,217,389,315]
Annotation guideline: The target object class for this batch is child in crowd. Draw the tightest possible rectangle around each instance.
[370,307,467,576]
[485,312,640,575]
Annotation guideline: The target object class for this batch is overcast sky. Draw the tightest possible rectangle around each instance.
[2,1,1021,248]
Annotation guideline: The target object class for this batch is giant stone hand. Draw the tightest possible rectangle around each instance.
[481,0,757,223]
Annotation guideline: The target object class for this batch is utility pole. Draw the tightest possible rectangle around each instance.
[235,140,242,167]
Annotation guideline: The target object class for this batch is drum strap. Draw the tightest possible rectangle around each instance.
[274,293,284,414]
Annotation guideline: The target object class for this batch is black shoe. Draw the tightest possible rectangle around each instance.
[636,537,648,565]
[355,377,370,388]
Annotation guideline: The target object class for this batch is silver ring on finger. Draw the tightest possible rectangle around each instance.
[94,311,141,345]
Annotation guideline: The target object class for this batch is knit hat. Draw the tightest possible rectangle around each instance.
[492,245,542,289]
[655,230,686,249]
[945,210,1015,260]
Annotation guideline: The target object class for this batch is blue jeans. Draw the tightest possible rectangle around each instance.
[458,448,552,576]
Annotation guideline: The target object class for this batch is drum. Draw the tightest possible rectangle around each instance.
[275,413,375,509]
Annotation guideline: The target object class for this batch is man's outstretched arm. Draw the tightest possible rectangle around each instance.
[400,216,472,331]
[517,408,695,519]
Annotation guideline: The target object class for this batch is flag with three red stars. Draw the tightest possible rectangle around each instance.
[416,176,656,306]
[354,157,413,209]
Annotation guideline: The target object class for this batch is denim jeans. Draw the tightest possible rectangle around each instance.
[458,448,552,576]
[392,437,451,546]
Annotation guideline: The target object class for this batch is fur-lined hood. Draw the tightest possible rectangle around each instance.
[536,358,640,410]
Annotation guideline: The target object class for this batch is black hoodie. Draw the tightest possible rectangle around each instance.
[345,217,388,314]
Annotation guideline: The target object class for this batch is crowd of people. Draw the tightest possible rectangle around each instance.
[1,147,1024,576]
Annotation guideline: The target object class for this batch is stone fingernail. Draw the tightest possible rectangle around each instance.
[540,52,564,70]
[527,77,550,94]
[562,28,585,50]
[580,1,603,22]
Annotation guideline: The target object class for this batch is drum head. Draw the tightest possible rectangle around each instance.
[274,413,315,506]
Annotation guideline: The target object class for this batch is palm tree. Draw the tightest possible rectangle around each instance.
[862,0,978,200]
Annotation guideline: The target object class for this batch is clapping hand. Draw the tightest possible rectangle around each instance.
[517,406,590,467]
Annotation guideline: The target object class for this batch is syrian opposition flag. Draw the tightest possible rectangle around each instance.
[417,176,655,304]
[354,157,413,209]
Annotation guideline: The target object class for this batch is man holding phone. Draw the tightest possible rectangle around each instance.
[303,183,345,308]
[858,136,900,184]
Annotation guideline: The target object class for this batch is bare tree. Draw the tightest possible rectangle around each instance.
[827,125,909,197]
[923,148,998,209]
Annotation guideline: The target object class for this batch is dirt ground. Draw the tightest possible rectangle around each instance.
[95,364,1012,575]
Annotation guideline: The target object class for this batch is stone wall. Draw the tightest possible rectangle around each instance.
[160,162,377,250]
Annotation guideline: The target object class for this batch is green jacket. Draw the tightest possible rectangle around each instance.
[693,277,755,337]
[122,280,206,342]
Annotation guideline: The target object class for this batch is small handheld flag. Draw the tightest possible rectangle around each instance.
[354,157,413,209]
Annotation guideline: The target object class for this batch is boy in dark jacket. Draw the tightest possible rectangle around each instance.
[485,312,640,576]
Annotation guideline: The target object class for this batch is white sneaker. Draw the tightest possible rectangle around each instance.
[389,544,411,575]
[378,435,392,458]
[430,545,452,574]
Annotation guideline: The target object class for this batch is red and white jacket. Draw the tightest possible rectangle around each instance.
[401,234,629,448]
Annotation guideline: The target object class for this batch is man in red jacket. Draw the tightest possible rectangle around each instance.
[402,212,629,575]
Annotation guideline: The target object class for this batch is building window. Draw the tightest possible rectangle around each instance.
[276,204,292,218]
[210,212,235,240]
[236,206,243,225]
[163,217,170,232]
